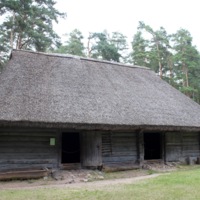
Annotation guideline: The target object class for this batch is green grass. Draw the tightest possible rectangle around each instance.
[103,169,150,179]
[1,167,200,200]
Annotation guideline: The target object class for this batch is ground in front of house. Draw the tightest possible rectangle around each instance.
[0,165,200,200]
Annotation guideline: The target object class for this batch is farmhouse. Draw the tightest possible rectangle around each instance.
[0,49,200,172]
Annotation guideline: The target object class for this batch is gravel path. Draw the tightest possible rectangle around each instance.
[0,173,163,190]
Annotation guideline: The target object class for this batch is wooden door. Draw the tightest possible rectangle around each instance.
[81,132,102,167]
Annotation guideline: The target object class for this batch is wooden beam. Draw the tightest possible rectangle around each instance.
[137,130,144,167]
[162,132,166,163]
[0,169,50,181]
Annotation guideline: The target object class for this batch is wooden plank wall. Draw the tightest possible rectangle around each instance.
[0,128,59,171]
[165,132,200,162]
[165,132,182,162]
[81,131,102,167]
[102,132,137,166]
[182,132,199,158]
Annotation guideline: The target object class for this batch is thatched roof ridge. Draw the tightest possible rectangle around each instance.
[10,49,150,70]
[0,49,200,130]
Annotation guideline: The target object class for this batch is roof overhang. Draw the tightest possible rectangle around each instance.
[0,120,200,132]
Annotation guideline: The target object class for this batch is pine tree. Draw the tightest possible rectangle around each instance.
[88,31,119,62]
[88,31,128,62]
[0,0,65,52]
[54,29,85,57]
[131,31,148,67]
[110,32,129,62]
[138,22,171,78]
[172,29,200,99]
[0,29,9,69]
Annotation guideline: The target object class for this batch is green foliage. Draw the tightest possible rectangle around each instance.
[131,22,200,103]
[0,0,65,51]
[131,31,148,66]
[89,31,128,62]
[54,29,85,56]
[110,32,129,62]
[54,30,129,62]
[0,28,10,69]
[137,21,172,77]
[89,31,120,62]
[172,29,200,100]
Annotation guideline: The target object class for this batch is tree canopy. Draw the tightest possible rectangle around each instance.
[53,29,85,56]
[0,0,65,59]
[88,31,121,62]
[131,22,200,103]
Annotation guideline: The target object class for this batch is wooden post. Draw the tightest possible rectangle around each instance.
[181,132,183,157]
[137,130,144,167]
[57,131,62,168]
[162,132,166,163]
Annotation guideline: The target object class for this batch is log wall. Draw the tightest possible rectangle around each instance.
[1,128,199,172]
[165,132,200,162]
[102,132,138,167]
[0,128,59,171]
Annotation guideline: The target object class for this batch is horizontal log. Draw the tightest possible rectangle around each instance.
[0,137,52,142]
[0,159,57,164]
[0,153,57,161]
[103,156,137,163]
[0,132,57,137]
[0,163,57,172]
[0,142,54,148]
[0,148,57,153]
[0,169,50,180]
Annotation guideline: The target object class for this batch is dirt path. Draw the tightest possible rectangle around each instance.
[58,173,162,189]
[0,173,164,190]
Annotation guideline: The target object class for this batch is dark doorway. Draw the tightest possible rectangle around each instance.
[62,132,80,163]
[144,132,162,160]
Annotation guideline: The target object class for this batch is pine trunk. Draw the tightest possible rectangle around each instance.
[155,40,162,78]
[182,63,189,87]
[10,12,15,49]
[87,36,91,58]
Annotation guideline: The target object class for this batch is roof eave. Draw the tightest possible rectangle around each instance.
[0,121,199,132]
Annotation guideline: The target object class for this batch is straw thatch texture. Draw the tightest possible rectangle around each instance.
[0,50,200,130]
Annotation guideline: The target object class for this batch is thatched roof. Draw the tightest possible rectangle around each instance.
[0,49,200,131]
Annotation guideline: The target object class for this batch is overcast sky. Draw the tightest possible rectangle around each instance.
[54,0,200,49]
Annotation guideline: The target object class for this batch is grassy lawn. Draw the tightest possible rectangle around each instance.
[1,167,200,200]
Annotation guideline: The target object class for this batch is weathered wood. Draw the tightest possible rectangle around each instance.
[0,164,55,172]
[103,155,137,162]
[165,132,200,162]
[57,132,62,168]
[0,153,56,159]
[0,159,57,164]
[102,132,138,167]
[61,163,81,170]
[165,132,182,162]
[197,157,200,164]
[137,131,144,166]
[0,128,59,171]
[162,132,166,162]
[81,131,102,167]
[182,132,199,158]
[0,169,50,180]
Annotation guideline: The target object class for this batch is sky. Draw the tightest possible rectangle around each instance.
[54,0,200,49]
